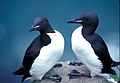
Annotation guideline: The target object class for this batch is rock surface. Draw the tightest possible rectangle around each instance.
[31,60,111,83]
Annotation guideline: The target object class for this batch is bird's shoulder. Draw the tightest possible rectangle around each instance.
[25,35,42,55]
[22,34,52,69]
[84,33,113,64]
[85,33,107,50]
[25,34,51,55]
[22,35,43,69]
[86,33,112,61]
[83,33,110,58]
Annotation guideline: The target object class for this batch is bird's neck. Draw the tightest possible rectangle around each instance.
[46,27,55,33]
[82,25,97,36]
[40,33,51,46]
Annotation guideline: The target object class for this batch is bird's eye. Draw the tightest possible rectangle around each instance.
[83,17,87,21]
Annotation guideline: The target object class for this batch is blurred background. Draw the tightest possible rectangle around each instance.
[0,0,119,83]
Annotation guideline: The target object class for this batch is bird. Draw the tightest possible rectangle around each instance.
[13,17,64,82]
[67,12,120,83]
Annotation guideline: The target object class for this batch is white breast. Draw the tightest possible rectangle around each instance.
[71,26,103,77]
[30,30,64,80]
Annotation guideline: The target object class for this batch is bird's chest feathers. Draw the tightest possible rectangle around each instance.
[31,31,64,70]
[30,31,64,80]
[72,27,91,53]
[71,27,103,74]
[71,26,100,60]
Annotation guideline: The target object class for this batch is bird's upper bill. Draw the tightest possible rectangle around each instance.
[67,19,82,24]
[29,25,39,32]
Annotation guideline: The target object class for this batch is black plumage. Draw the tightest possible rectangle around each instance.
[67,12,120,75]
[13,17,55,82]
[13,34,51,82]
[83,32,116,74]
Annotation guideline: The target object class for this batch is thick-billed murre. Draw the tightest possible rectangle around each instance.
[67,12,120,83]
[13,17,64,82]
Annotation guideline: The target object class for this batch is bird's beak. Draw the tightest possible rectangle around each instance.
[29,25,39,32]
[67,18,82,24]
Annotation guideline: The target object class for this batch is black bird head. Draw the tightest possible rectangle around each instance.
[29,17,55,33]
[67,12,99,28]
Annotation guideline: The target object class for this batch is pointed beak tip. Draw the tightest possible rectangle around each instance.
[67,21,70,23]
[67,21,73,23]
[29,29,32,32]
[29,25,39,32]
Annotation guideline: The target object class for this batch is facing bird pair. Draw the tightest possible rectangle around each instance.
[13,12,120,83]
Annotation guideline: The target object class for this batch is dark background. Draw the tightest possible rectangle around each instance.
[0,0,119,83]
